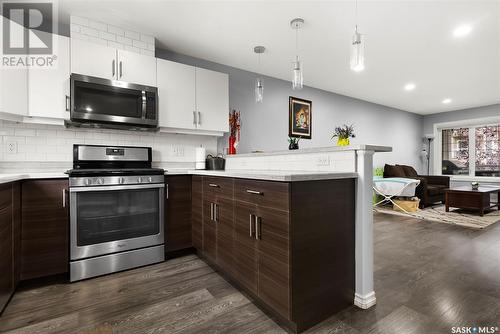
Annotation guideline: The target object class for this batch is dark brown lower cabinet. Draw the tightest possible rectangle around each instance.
[191,176,203,250]
[165,175,192,253]
[21,179,69,280]
[0,183,20,314]
[194,176,356,333]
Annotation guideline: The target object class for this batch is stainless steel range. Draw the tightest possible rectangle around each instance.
[67,144,165,282]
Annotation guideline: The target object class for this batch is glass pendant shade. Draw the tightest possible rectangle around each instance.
[255,77,264,102]
[350,29,364,72]
[292,56,303,90]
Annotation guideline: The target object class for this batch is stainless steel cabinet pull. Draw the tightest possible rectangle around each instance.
[193,111,197,125]
[112,59,115,77]
[249,214,254,237]
[166,184,169,199]
[255,216,262,240]
[208,184,220,188]
[197,111,201,126]
[65,95,70,111]
[210,202,214,221]
[62,189,67,208]
[119,61,123,78]
[214,204,218,222]
[246,190,263,195]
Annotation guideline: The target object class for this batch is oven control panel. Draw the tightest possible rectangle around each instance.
[69,175,164,187]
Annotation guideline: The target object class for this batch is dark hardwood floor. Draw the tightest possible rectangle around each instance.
[1,212,500,333]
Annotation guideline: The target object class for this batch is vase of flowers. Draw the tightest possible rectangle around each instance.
[288,137,300,150]
[332,124,355,146]
[228,109,241,155]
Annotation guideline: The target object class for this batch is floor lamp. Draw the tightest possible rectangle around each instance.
[425,135,434,175]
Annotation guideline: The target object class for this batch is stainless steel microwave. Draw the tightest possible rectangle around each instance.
[68,74,158,130]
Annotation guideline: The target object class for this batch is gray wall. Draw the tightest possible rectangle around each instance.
[156,49,425,172]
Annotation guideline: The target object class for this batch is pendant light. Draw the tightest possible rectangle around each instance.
[350,0,365,72]
[254,46,265,103]
[290,18,304,90]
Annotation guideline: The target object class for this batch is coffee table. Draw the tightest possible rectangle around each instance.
[445,186,500,216]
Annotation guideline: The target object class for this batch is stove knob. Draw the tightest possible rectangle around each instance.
[118,177,125,184]
[97,178,104,185]
[85,178,92,186]
[148,177,153,183]
[137,177,142,183]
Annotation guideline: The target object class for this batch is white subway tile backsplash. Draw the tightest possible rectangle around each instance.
[107,41,124,50]
[81,26,99,37]
[108,25,125,36]
[124,30,140,40]
[132,39,147,49]
[14,128,36,136]
[70,16,155,56]
[116,36,133,46]
[89,21,107,31]
[70,23,81,33]
[140,34,155,44]
[99,31,116,41]
[71,16,89,26]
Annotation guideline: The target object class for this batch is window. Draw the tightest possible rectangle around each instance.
[475,125,500,177]
[439,123,500,178]
[442,128,469,175]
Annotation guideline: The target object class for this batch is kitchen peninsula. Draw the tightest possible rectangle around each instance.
[0,145,390,333]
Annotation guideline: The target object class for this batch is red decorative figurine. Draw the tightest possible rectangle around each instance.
[228,109,240,155]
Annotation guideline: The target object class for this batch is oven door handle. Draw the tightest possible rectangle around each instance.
[70,183,164,192]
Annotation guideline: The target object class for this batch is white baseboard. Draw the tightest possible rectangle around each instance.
[354,292,377,309]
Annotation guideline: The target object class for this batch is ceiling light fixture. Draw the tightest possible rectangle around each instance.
[350,0,365,72]
[453,24,472,38]
[254,46,265,103]
[404,83,416,91]
[290,18,304,90]
[442,98,452,104]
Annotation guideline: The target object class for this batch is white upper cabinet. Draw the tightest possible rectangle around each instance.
[28,34,70,120]
[0,17,28,119]
[71,38,117,80]
[71,38,157,86]
[157,59,196,129]
[195,67,229,133]
[117,49,157,87]
[156,60,229,135]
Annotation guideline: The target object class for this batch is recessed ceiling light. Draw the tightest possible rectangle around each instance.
[404,83,416,91]
[453,24,472,38]
[442,98,452,104]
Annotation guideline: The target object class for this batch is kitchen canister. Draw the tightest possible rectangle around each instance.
[195,146,206,169]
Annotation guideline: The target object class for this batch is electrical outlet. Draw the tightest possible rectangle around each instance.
[6,141,18,154]
[316,156,330,167]
[171,145,185,157]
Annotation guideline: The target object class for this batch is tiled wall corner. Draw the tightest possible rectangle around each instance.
[70,16,155,56]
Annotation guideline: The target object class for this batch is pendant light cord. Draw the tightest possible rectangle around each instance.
[295,23,299,61]
[355,0,359,32]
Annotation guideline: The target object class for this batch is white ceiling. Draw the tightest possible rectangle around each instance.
[59,0,500,115]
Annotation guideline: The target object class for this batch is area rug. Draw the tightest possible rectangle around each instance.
[374,205,500,229]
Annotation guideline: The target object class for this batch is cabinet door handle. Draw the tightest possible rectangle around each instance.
[210,202,214,221]
[197,111,201,126]
[193,111,197,126]
[208,183,220,188]
[249,214,254,237]
[65,95,70,111]
[62,189,67,208]
[165,184,169,199]
[112,59,115,77]
[119,61,123,78]
[214,204,218,222]
[246,189,263,195]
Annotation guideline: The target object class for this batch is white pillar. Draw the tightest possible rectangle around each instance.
[354,149,376,309]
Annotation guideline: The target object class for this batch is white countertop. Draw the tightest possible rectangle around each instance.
[0,170,356,184]
[226,145,392,158]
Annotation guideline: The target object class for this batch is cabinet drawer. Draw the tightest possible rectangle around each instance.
[234,179,289,211]
[203,177,233,199]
